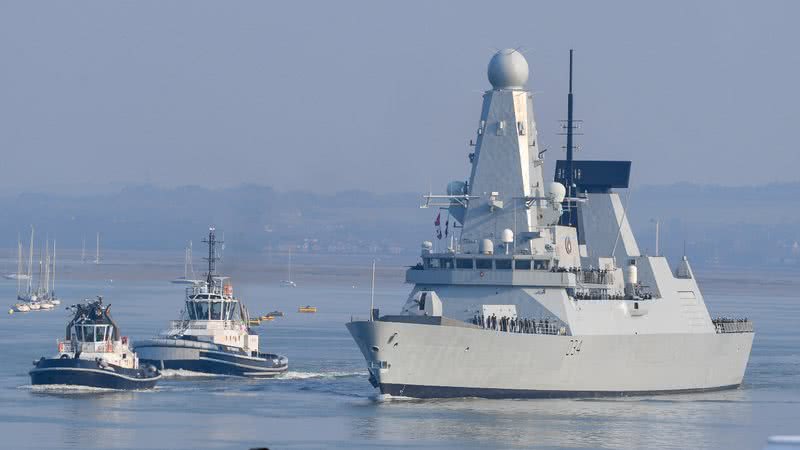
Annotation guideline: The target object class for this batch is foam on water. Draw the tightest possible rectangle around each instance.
[20,384,116,393]
[279,370,365,380]
[373,393,416,402]
[160,369,225,378]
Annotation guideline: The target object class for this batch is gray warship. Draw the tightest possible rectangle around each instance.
[347,49,754,399]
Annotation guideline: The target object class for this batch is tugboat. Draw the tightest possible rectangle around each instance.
[30,296,160,390]
[135,227,288,377]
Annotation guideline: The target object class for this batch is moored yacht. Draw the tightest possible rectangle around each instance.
[30,296,160,390]
[135,227,288,377]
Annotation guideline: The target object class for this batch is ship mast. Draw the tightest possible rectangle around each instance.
[564,49,576,226]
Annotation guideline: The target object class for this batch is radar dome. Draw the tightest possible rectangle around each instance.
[548,182,567,203]
[480,239,494,255]
[488,49,529,90]
[501,229,514,244]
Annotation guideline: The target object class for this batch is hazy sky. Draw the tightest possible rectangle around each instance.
[1,1,798,195]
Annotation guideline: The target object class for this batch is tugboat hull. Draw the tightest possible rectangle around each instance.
[30,358,160,390]
[135,338,289,377]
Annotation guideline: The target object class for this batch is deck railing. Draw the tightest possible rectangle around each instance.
[712,318,754,334]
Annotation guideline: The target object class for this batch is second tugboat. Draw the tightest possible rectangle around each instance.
[30,296,160,390]
[135,227,288,377]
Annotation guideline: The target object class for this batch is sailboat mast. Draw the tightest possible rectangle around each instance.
[184,242,189,279]
[95,232,100,264]
[81,236,86,263]
[27,226,34,293]
[52,240,56,293]
[44,238,50,295]
[16,235,22,294]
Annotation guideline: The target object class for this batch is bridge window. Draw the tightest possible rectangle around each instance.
[475,259,492,270]
[419,293,427,311]
[515,260,532,270]
[495,259,512,270]
[439,258,454,269]
[456,258,474,269]
[426,258,440,269]
[533,260,550,270]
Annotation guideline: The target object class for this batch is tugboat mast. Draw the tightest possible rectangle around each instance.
[202,227,222,285]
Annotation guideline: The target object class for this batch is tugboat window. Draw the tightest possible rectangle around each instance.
[84,326,95,342]
[197,302,209,320]
[96,326,106,342]
[211,301,222,320]
[75,326,83,341]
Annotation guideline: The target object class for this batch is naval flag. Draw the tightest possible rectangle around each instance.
[434,212,442,240]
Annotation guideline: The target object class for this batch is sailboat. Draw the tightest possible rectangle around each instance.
[171,241,202,285]
[280,248,297,287]
[4,235,31,281]
[13,228,60,310]
[94,232,101,264]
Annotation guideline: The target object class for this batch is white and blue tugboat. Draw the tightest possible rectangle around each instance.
[30,296,160,390]
[135,227,288,377]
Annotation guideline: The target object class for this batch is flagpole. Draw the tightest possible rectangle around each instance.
[369,259,376,321]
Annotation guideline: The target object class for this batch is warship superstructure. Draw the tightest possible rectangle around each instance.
[347,49,754,399]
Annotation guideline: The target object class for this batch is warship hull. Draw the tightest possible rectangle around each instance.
[347,319,753,399]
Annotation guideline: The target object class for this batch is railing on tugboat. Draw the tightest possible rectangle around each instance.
[57,339,121,354]
[168,320,244,330]
[712,318,754,334]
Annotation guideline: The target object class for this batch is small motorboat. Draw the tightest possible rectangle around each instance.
[248,318,262,326]
[259,315,275,321]
[266,310,284,317]
[298,305,317,313]
[30,296,160,390]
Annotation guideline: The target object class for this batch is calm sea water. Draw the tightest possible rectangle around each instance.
[0,266,797,450]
